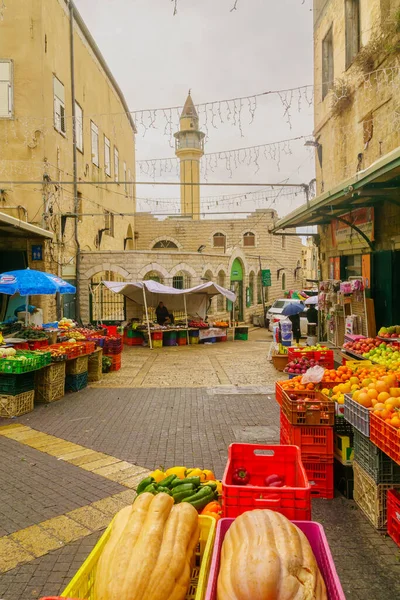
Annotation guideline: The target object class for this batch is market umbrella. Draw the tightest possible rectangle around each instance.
[304,295,318,305]
[281,302,304,316]
[0,269,76,324]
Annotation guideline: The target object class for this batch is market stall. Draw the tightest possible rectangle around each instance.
[103,280,236,349]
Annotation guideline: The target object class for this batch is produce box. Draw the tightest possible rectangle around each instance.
[88,349,102,383]
[334,458,354,499]
[104,336,123,354]
[35,361,66,385]
[334,433,353,466]
[370,412,400,466]
[65,372,88,393]
[61,515,216,600]
[152,339,163,348]
[104,353,121,371]
[344,393,370,437]
[0,390,34,417]
[35,379,65,404]
[334,414,353,438]
[66,355,89,376]
[205,518,345,600]
[387,489,400,548]
[282,390,334,426]
[353,461,400,530]
[280,411,334,457]
[353,429,400,483]
[0,372,35,395]
[222,443,311,521]
[302,457,334,499]
[0,350,49,374]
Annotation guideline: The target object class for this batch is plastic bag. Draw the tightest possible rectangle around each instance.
[301,365,325,384]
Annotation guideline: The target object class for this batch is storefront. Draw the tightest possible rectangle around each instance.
[271,146,400,332]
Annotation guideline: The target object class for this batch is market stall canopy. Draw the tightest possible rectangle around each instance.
[304,295,318,305]
[103,280,236,319]
[0,269,76,295]
[0,211,54,239]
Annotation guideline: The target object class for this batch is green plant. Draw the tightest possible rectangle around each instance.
[102,356,112,372]
[330,79,353,119]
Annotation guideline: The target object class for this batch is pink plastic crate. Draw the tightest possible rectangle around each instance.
[222,444,311,520]
[205,518,346,600]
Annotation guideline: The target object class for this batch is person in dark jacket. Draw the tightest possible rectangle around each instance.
[155,302,174,325]
[306,304,318,325]
[289,313,301,344]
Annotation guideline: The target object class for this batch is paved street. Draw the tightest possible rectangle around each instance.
[0,331,399,599]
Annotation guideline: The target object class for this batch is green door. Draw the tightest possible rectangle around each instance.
[231,259,244,321]
[373,251,393,330]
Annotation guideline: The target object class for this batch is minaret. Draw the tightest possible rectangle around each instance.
[174,92,205,219]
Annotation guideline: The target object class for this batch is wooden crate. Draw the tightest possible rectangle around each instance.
[0,390,34,417]
[353,461,400,530]
[88,349,102,383]
[35,361,66,385]
[35,379,65,404]
[66,355,89,376]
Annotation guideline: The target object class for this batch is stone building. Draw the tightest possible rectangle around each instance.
[81,94,303,325]
[273,0,400,329]
[0,0,136,320]
[301,237,319,287]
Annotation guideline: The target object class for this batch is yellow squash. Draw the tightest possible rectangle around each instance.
[217,510,327,600]
[94,492,199,600]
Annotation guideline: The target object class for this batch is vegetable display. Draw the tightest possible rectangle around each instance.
[217,509,327,600]
[94,492,199,600]
[135,466,222,515]
[232,468,250,485]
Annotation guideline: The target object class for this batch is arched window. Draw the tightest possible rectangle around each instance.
[213,232,226,249]
[144,271,163,284]
[217,270,225,311]
[243,232,255,247]
[257,270,262,304]
[282,272,286,291]
[153,240,178,249]
[173,271,191,289]
[248,272,255,306]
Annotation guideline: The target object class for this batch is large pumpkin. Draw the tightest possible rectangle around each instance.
[217,510,327,600]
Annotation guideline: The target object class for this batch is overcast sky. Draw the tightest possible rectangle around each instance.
[75,0,315,217]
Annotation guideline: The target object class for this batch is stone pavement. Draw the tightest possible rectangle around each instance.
[0,330,399,599]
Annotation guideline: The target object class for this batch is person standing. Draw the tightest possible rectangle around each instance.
[155,302,174,325]
[289,313,301,345]
[306,304,318,325]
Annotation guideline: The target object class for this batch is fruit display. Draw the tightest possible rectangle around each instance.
[378,325,400,339]
[58,318,76,329]
[290,343,329,353]
[280,376,316,392]
[213,321,229,327]
[284,355,322,375]
[93,492,199,600]
[188,319,208,328]
[0,347,16,358]
[217,510,327,600]
[62,329,86,340]
[19,327,47,340]
[343,337,382,356]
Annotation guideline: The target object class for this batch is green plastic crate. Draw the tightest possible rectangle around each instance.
[234,332,248,341]
[0,372,35,395]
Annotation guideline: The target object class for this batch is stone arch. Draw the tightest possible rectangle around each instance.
[150,235,182,250]
[83,264,130,280]
[201,263,215,279]
[228,248,249,277]
[170,263,197,279]
[138,262,170,281]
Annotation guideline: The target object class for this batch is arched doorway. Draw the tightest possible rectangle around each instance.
[231,258,244,321]
[90,270,126,322]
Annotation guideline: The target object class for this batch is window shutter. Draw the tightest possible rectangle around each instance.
[60,104,66,134]
[0,81,10,117]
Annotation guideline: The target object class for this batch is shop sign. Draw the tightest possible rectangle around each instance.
[362,254,371,289]
[31,245,43,261]
[331,207,374,251]
[261,269,271,287]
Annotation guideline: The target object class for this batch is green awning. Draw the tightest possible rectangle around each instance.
[272,145,400,231]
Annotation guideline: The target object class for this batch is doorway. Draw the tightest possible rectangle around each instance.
[231,258,244,321]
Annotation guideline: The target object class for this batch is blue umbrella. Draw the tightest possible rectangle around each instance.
[0,269,76,325]
[281,302,304,317]
[0,269,76,295]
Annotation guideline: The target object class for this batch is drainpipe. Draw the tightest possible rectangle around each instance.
[69,1,81,322]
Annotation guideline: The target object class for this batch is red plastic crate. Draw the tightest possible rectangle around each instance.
[287,347,316,361]
[104,325,118,336]
[275,381,284,406]
[222,443,311,520]
[370,413,400,466]
[205,519,345,600]
[27,339,49,350]
[282,390,335,426]
[151,331,163,340]
[302,457,334,499]
[104,353,121,371]
[177,337,187,345]
[387,489,400,547]
[314,349,334,369]
[280,411,334,456]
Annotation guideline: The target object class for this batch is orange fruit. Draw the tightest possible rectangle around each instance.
[376,381,389,394]
[378,392,390,403]
[358,393,372,408]
[391,416,400,428]
[367,389,378,400]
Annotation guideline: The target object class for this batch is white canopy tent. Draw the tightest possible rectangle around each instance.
[103,280,236,349]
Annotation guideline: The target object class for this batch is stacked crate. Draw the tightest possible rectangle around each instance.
[35,362,66,403]
[279,386,335,499]
[88,348,103,382]
[333,415,354,499]
[0,372,35,417]
[104,336,122,371]
[352,428,400,530]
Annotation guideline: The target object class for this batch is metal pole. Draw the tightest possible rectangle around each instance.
[184,294,190,345]
[259,255,267,328]
[142,286,152,349]
[25,295,29,327]
[69,1,81,323]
